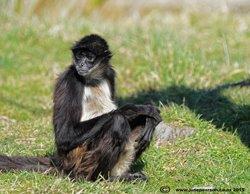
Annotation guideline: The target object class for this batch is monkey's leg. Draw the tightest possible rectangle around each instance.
[109,121,158,181]
[108,105,161,181]
[108,123,144,181]
[70,113,131,181]
[120,104,161,160]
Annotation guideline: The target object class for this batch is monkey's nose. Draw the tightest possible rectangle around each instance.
[80,62,85,67]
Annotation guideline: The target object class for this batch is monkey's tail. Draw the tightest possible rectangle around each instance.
[0,155,57,173]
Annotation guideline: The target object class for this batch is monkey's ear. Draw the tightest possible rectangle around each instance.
[71,44,80,52]
[104,50,113,59]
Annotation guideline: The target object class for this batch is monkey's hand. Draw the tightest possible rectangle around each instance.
[118,104,162,123]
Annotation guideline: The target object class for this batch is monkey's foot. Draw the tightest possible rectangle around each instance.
[109,172,147,182]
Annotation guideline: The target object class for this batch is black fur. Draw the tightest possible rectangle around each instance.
[0,34,162,181]
[72,34,112,59]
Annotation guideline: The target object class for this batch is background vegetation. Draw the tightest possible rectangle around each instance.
[0,0,249,193]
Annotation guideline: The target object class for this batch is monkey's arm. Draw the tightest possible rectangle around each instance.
[54,104,161,154]
[118,104,162,123]
[54,111,114,154]
[53,69,116,154]
[59,104,161,151]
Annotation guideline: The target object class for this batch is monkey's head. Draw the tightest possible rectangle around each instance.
[71,34,112,78]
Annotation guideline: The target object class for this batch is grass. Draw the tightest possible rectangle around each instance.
[0,10,250,193]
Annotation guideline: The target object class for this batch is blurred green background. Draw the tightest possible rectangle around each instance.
[0,0,249,193]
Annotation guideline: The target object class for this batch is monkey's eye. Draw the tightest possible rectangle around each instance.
[86,52,95,62]
[75,50,84,60]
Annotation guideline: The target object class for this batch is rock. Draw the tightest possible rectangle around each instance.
[154,121,195,146]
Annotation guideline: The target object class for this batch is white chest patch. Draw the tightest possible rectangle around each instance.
[80,80,117,121]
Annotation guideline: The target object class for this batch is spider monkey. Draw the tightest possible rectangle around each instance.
[0,34,161,181]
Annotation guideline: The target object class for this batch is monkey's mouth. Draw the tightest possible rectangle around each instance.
[77,70,89,76]
[76,66,90,76]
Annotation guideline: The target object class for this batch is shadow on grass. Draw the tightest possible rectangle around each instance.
[0,95,50,117]
[118,79,250,148]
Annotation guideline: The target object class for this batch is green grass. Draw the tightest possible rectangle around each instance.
[0,12,250,193]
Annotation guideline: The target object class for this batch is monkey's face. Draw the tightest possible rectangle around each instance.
[72,34,112,77]
[73,49,96,76]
